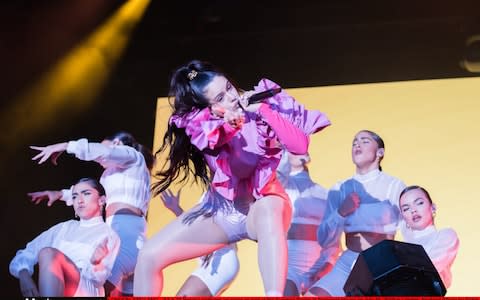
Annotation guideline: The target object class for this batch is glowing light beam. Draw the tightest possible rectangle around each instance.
[0,0,151,151]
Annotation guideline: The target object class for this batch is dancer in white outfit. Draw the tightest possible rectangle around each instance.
[29,131,154,296]
[10,178,120,297]
[399,185,459,289]
[277,151,340,295]
[307,130,406,296]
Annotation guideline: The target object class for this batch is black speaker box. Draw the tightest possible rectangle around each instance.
[344,239,446,296]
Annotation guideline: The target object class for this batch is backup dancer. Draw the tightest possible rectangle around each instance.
[307,130,406,296]
[399,185,459,288]
[10,178,120,297]
[278,151,340,295]
[29,131,154,295]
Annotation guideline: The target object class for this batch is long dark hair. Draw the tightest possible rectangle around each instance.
[361,129,385,171]
[152,60,230,196]
[105,131,155,171]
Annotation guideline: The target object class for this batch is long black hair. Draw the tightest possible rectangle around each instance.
[152,60,231,196]
[105,131,155,171]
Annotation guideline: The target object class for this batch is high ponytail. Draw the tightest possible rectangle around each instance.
[105,131,155,171]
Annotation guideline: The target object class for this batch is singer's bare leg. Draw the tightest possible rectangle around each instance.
[246,195,292,296]
[133,207,230,296]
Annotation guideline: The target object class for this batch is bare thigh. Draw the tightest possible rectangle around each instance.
[246,195,292,240]
[141,205,232,267]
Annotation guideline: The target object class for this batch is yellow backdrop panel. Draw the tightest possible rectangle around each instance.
[149,77,480,296]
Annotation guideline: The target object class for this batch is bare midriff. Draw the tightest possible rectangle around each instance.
[106,202,143,218]
[287,223,318,241]
[346,231,394,252]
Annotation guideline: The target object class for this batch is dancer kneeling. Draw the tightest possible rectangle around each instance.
[10,178,120,297]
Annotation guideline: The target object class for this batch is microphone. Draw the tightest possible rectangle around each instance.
[247,88,282,104]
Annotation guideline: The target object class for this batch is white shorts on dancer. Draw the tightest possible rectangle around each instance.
[191,244,239,295]
[287,239,330,294]
[106,214,147,294]
[309,249,359,296]
[198,193,251,243]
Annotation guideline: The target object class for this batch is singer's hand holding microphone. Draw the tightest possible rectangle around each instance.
[239,90,262,112]
[239,88,282,111]
[211,102,245,129]
[211,88,282,128]
[210,90,257,129]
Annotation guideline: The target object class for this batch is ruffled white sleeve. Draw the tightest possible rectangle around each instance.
[66,138,142,168]
[9,223,63,278]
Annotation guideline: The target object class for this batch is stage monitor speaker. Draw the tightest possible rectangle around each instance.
[344,239,446,296]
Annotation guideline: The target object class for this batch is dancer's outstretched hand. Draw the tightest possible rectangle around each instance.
[30,142,68,165]
[160,189,184,217]
[27,190,62,206]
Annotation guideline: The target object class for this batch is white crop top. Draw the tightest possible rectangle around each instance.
[317,169,405,249]
[62,138,151,215]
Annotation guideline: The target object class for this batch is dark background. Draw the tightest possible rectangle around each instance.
[1,0,479,296]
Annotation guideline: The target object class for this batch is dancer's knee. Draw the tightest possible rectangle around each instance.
[38,247,60,264]
[136,240,170,271]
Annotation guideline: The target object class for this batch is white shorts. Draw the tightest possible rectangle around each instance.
[309,249,359,296]
[197,185,290,244]
[287,239,328,294]
[106,214,147,294]
[191,244,240,295]
[197,192,251,243]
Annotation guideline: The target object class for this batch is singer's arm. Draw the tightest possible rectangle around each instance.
[258,103,308,154]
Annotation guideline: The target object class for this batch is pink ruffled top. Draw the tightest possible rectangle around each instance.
[170,78,330,201]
